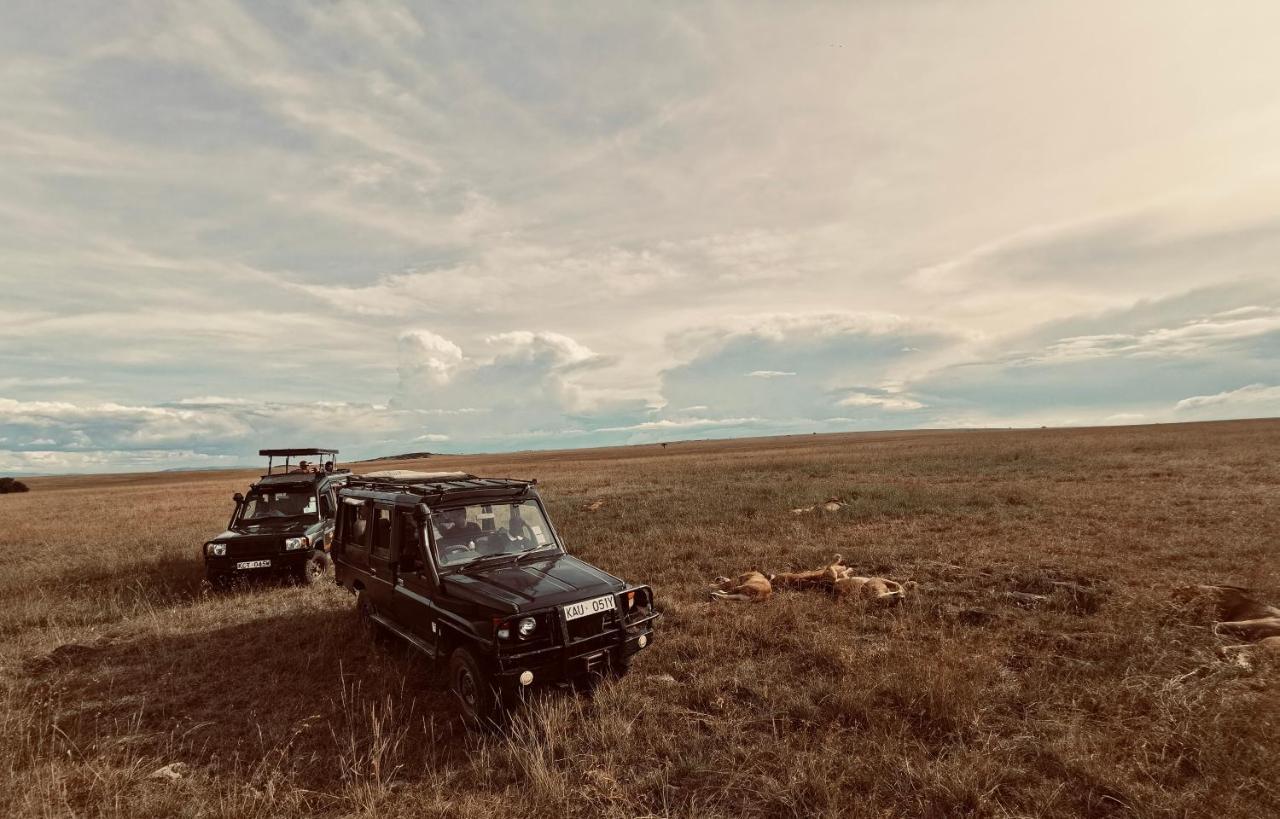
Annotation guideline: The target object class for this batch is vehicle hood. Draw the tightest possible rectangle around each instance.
[209,519,319,542]
[443,553,624,613]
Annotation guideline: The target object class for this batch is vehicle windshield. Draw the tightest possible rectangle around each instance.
[431,499,559,568]
[237,487,317,523]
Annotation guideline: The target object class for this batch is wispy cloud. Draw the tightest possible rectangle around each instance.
[1175,383,1280,414]
[0,376,83,389]
[837,393,925,411]
[596,417,763,433]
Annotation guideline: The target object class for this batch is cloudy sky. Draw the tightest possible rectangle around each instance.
[2,1,1279,474]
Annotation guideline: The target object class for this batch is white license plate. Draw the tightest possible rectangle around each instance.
[236,559,271,570]
[563,594,616,621]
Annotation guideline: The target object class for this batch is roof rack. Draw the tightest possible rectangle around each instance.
[259,447,339,476]
[343,473,536,504]
[362,470,473,481]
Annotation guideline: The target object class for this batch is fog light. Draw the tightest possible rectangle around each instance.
[518,670,534,686]
[637,634,648,649]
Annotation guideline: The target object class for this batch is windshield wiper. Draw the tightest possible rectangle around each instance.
[515,545,559,563]
[458,553,519,573]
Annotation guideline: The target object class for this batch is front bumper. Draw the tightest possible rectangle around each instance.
[492,589,661,689]
[204,550,311,576]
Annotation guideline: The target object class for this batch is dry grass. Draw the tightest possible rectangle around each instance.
[2,420,1279,817]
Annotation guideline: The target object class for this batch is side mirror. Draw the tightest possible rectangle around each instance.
[233,492,244,504]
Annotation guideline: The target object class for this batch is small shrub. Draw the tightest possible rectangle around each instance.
[0,477,29,494]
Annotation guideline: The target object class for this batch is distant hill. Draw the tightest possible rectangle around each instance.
[161,465,252,472]
[365,451,435,462]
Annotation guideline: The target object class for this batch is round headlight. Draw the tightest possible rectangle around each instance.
[517,617,537,637]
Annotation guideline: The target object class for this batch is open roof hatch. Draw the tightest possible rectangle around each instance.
[259,448,339,476]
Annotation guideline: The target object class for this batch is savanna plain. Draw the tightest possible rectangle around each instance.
[2,420,1278,818]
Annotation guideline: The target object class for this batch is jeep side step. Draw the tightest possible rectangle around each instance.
[369,612,439,659]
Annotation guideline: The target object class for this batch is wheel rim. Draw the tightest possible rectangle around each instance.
[308,557,323,578]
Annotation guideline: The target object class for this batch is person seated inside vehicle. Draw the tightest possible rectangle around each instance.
[435,507,482,551]
[506,507,534,545]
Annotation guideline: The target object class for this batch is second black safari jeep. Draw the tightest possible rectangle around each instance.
[203,448,349,585]
[332,471,659,725]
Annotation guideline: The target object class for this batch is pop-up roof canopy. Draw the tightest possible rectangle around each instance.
[259,448,339,475]
[259,448,338,457]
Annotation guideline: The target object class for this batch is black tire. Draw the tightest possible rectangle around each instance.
[299,551,333,585]
[450,646,502,728]
[205,572,232,591]
[355,588,381,634]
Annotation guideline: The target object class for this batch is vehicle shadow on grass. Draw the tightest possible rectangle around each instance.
[49,553,207,604]
[2,556,214,638]
[39,557,326,629]
[22,607,477,791]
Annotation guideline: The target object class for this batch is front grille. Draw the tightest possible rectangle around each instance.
[226,539,280,558]
[567,612,607,641]
[567,607,623,642]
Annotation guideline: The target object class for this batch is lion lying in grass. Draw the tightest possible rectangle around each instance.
[771,554,908,603]
[1175,583,1280,647]
[711,555,910,604]
[709,571,773,602]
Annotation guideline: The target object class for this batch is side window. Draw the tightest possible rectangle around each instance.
[319,491,334,520]
[371,507,392,558]
[396,511,423,572]
[342,500,369,550]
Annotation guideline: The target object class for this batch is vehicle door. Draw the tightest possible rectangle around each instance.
[317,486,337,550]
[366,504,397,608]
[391,508,437,645]
[335,498,370,574]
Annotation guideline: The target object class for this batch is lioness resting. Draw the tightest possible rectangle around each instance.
[1214,617,1280,642]
[1175,584,1280,645]
[832,574,908,603]
[769,554,849,590]
[771,554,908,603]
[709,571,773,603]
[1173,584,1280,622]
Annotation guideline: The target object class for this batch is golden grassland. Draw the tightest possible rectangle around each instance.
[2,420,1278,817]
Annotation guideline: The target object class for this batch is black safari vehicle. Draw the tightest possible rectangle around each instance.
[332,471,659,724]
[203,448,349,585]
